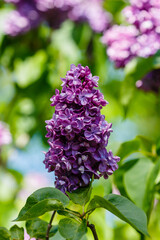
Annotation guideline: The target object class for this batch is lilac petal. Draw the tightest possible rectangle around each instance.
[81,173,90,185]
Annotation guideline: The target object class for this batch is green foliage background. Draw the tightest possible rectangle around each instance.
[0,0,160,239]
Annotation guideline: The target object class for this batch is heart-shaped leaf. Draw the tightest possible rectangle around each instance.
[26,218,58,239]
[10,225,24,240]
[59,218,87,240]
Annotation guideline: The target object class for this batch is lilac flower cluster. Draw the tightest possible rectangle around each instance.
[44,64,120,193]
[4,0,111,36]
[102,0,160,67]
[0,121,12,147]
[136,69,160,93]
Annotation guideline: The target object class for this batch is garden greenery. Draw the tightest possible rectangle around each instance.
[0,0,160,239]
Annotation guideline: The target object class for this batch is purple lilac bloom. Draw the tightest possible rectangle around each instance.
[0,121,12,147]
[102,25,138,68]
[68,0,112,33]
[102,0,160,68]
[5,2,41,36]
[136,69,160,93]
[44,64,120,193]
[4,0,111,36]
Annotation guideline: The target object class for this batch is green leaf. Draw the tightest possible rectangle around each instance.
[14,187,69,221]
[155,182,160,194]
[10,225,24,240]
[153,50,160,68]
[59,218,87,240]
[116,139,140,161]
[124,158,153,209]
[143,159,160,214]
[16,199,63,221]
[126,57,154,81]
[114,158,139,197]
[67,183,92,206]
[14,50,47,88]
[57,208,81,219]
[120,75,135,108]
[26,218,58,239]
[136,135,153,152]
[7,169,23,184]
[0,227,11,240]
[156,138,160,156]
[87,194,149,236]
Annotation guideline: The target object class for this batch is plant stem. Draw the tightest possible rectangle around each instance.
[140,234,145,240]
[46,211,56,240]
[87,222,99,240]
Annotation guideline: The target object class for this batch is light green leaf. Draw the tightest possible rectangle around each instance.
[0,227,11,240]
[59,218,87,240]
[14,50,47,88]
[26,218,58,239]
[67,183,92,206]
[114,158,139,197]
[14,187,69,221]
[136,135,153,152]
[124,158,153,209]
[143,159,160,213]
[10,225,24,240]
[116,139,140,161]
[87,194,149,236]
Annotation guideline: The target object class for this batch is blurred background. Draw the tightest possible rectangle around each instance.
[0,0,160,239]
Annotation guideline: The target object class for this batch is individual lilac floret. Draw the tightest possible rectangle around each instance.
[4,0,111,36]
[44,64,120,193]
[0,121,12,147]
[136,69,160,93]
[102,25,138,68]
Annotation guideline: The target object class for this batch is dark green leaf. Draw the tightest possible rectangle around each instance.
[14,187,69,221]
[156,138,160,156]
[59,218,87,240]
[116,139,140,161]
[0,227,11,240]
[15,199,63,221]
[67,183,92,206]
[87,194,149,236]
[73,220,87,240]
[155,182,160,194]
[153,50,160,68]
[26,218,58,239]
[126,57,154,81]
[57,208,81,219]
[10,225,24,240]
